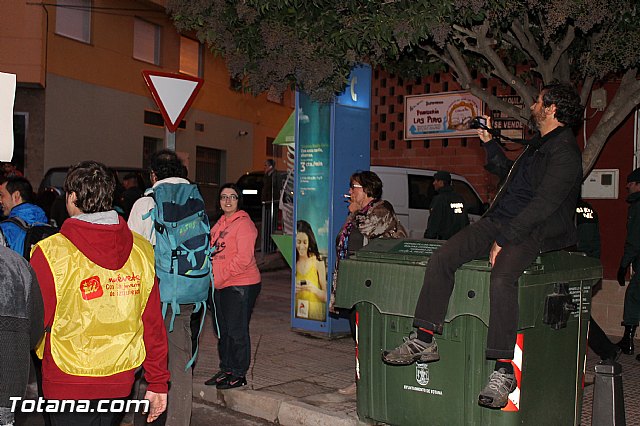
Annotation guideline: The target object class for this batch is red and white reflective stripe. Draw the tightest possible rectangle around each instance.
[502,333,524,412]
[355,311,360,380]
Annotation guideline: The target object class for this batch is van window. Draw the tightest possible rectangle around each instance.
[408,174,436,209]
[452,181,483,215]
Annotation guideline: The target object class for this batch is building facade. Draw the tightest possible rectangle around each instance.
[1,0,293,194]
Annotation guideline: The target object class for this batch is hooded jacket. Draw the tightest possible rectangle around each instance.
[30,213,169,400]
[210,210,261,289]
[1,202,48,254]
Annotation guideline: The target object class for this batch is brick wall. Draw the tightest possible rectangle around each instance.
[370,67,528,202]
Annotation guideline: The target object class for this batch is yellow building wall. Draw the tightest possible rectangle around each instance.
[42,0,292,172]
[0,1,46,85]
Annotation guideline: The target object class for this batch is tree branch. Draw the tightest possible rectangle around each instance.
[548,25,575,78]
[580,76,595,107]
[462,22,536,106]
[510,18,545,71]
[444,43,473,87]
[582,68,640,175]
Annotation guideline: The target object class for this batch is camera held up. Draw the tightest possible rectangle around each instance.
[469,116,488,130]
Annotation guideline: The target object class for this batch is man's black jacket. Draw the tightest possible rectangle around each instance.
[621,191,640,269]
[484,126,583,252]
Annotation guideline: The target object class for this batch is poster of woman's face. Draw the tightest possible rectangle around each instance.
[294,220,328,321]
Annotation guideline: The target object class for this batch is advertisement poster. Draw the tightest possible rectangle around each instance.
[294,96,331,322]
[404,91,484,140]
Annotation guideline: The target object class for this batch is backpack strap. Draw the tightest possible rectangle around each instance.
[162,300,182,333]
[184,300,207,371]
[4,216,29,231]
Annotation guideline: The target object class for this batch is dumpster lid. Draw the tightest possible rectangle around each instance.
[353,238,442,265]
[352,238,540,271]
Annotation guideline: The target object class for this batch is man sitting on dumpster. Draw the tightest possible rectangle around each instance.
[382,82,584,409]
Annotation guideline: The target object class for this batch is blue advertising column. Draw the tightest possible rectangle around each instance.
[291,65,371,336]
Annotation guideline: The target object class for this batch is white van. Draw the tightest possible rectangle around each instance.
[371,166,487,239]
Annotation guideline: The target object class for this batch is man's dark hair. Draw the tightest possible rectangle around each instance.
[5,177,35,204]
[265,159,275,168]
[64,161,115,213]
[149,149,187,181]
[351,170,383,200]
[433,170,452,185]
[219,182,243,210]
[541,82,583,127]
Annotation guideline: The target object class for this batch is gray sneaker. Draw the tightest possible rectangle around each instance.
[478,368,517,408]
[381,331,440,365]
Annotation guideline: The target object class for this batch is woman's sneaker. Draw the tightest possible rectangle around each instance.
[478,368,517,408]
[205,370,230,386]
[381,331,440,365]
[217,375,247,390]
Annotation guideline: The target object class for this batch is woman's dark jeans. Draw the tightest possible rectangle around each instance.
[213,284,261,377]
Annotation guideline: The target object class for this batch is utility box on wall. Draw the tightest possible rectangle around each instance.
[582,169,619,199]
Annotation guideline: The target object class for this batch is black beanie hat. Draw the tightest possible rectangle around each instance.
[627,168,640,183]
[434,170,451,184]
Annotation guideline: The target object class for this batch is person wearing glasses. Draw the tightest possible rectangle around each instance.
[206,183,261,389]
[331,170,407,395]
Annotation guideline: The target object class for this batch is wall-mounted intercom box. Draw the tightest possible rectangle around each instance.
[582,169,619,199]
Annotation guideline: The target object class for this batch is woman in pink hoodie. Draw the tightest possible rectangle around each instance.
[206,183,261,389]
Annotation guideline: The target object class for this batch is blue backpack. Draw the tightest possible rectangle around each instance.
[144,182,212,368]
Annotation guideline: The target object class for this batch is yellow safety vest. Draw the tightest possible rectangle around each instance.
[35,232,155,377]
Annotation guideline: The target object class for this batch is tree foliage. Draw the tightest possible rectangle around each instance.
[167,0,640,174]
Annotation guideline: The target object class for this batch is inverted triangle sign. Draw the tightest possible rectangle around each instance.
[142,71,203,133]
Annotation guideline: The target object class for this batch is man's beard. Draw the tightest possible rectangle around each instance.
[527,110,544,131]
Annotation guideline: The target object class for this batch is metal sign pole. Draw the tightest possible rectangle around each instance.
[165,127,176,150]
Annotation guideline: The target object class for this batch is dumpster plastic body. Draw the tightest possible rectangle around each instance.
[334,239,601,426]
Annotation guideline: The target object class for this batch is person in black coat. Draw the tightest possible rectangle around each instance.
[616,168,640,356]
[575,199,621,362]
[424,170,469,240]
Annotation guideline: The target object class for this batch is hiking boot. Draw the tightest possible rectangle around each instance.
[478,368,517,408]
[217,375,247,390]
[205,370,230,386]
[381,331,439,365]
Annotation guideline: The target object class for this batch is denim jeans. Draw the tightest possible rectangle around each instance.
[213,284,261,377]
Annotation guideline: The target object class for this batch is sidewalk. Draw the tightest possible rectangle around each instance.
[192,253,640,426]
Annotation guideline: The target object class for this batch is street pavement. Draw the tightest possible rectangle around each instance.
[14,251,640,425]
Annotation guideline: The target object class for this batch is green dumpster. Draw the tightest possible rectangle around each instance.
[334,239,601,426]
